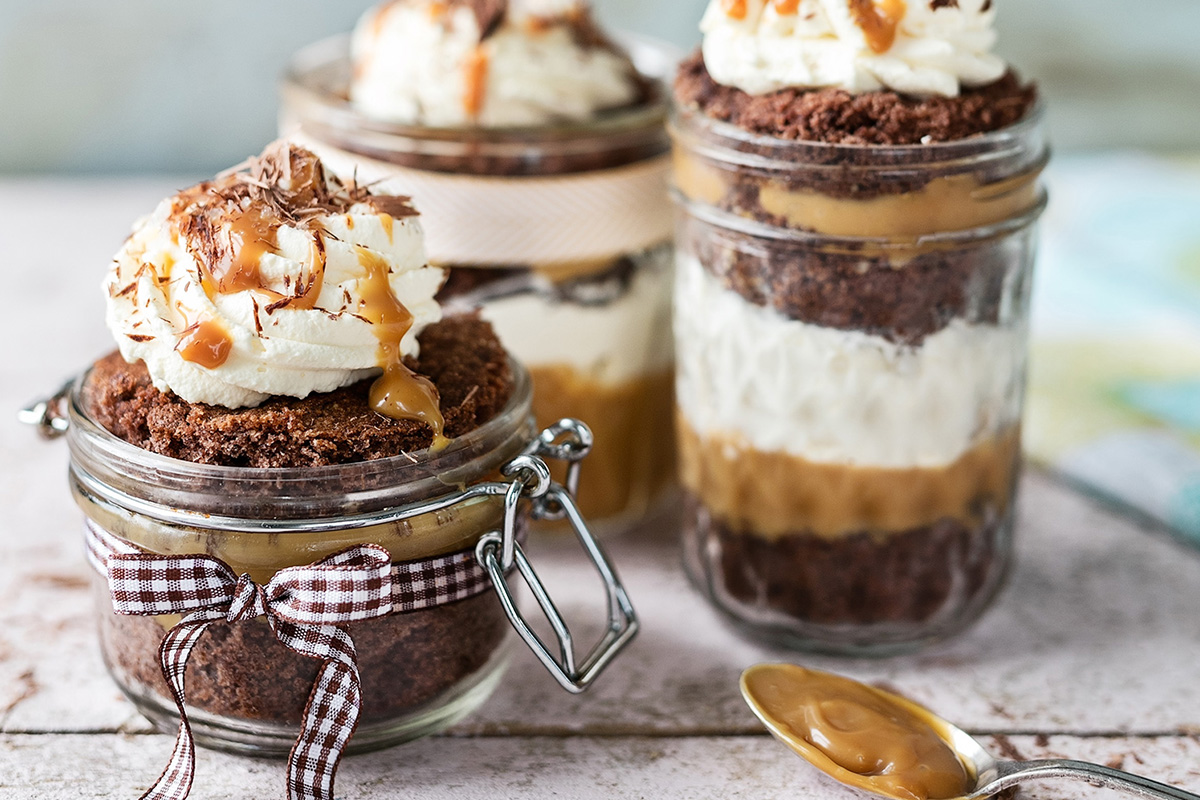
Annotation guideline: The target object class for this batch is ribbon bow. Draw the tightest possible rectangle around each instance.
[107,545,394,800]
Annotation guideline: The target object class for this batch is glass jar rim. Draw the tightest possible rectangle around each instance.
[668,100,1048,175]
[280,32,678,154]
[67,356,536,526]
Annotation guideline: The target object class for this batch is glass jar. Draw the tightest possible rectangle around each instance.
[27,360,636,758]
[669,103,1049,655]
[279,34,678,526]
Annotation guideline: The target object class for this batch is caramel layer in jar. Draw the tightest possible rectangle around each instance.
[75,487,503,586]
[530,365,675,521]
[742,664,969,800]
[677,415,1020,540]
[672,150,1041,238]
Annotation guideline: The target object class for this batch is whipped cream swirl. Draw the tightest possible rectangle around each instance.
[700,0,1006,98]
[104,143,444,408]
[351,0,641,127]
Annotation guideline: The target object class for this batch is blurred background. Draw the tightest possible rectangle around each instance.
[1,1,1198,541]
[1,0,1199,173]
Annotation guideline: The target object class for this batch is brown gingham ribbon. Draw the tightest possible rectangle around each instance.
[84,520,500,800]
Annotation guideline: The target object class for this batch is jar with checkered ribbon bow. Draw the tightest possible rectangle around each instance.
[25,361,636,800]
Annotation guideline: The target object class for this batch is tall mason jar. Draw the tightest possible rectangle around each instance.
[670,103,1048,654]
[280,34,678,527]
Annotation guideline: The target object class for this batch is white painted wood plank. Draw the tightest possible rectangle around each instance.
[3,733,1200,800]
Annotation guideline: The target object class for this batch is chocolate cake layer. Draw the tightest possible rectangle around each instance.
[99,584,508,725]
[84,315,513,467]
[684,493,1009,628]
[340,130,665,178]
[333,89,665,177]
[682,213,1026,344]
[674,51,1036,147]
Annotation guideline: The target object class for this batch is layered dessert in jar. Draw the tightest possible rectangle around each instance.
[74,141,531,753]
[280,0,677,523]
[671,0,1047,652]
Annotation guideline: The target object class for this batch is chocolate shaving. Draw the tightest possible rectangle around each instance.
[299,230,328,298]
[447,0,507,39]
[364,194,420,219]
[182,142,401,231]
[251,297,264,336]
[931,0,993,9]
[265,296,294,314]
[125,334,154,343]
[560,4,632,58]
[174,142,417,283]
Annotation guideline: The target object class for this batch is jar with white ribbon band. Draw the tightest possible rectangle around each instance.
[279,13,679,528]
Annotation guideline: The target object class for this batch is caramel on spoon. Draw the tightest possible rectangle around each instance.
[741,664,1200,800]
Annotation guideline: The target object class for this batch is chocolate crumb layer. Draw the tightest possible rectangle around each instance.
[338,98,665,176]
[684,220,1019,344]
[674,51,1036,146]
[683,492,1011,632]
[99,583,508,727]
[83,315,513,467]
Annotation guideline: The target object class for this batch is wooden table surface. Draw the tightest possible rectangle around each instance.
[3,179,1200,799]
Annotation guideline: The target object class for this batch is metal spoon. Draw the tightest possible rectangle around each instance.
[740,665,1200,800]
[948,725,1200,800]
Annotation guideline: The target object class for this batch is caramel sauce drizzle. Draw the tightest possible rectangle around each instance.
[722,0,749,19]
[208,202,280,294]
[185,190,330,313]
[176,319,233,369]
[355,246,447,447]
[850,0,908,54]
[525,15,554,34]
[278,231,327,312]
[463,46,490,118]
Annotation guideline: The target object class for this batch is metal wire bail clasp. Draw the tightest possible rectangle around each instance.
[475,420,637,694]
[18,379,73,439]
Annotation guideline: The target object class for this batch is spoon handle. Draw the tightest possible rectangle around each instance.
[988,759,1200,800]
